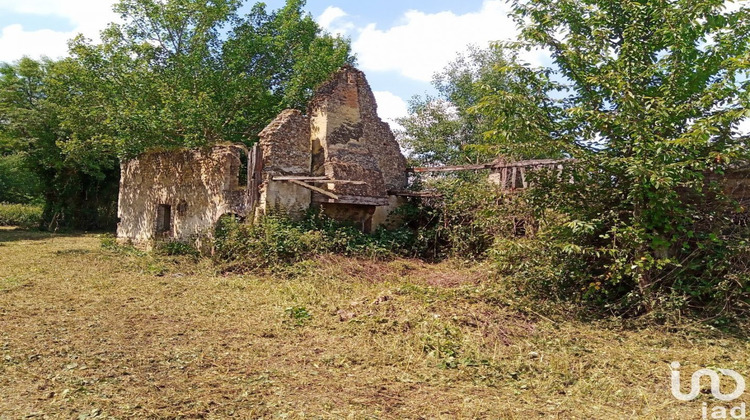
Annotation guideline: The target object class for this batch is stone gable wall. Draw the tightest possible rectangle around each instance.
[259,66,409,229]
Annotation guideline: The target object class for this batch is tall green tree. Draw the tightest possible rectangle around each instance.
[0,58,118,227]
[475,0,750,312]
[66,0,353,158]
[0,60,44,204]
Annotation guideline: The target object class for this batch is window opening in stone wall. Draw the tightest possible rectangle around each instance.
[156,204,172,234]
[177,201,188,217]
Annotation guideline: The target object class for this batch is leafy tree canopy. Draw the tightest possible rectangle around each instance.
[64,0,354,158]
[401,0,749,313]
[397,44,564,167]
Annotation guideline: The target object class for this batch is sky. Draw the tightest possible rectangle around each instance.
[0,0,530,128]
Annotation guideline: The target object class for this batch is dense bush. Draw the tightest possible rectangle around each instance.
[0,154,42,204]
[0,203,43,228]
[156,240,200,258]
[407,175,534,260]
[212,212,423,271]
[212,177,529,270]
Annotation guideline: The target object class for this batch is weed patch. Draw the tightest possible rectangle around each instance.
[0,203,42,228]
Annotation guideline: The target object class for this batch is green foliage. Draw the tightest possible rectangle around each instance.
[66,0,353,158]
[0,57,120,230]
[0,154,42,204]
[212,213,426,271]
[99,233,119,251]
[422,326,463,369]
[395,0,750,317]
[0,203,43,228]
[398,175,535,261]
[397,45,563,166]
[156,240,200,257]
[212,178,531,271]
[470,0,750,315]
[0,1,353,230]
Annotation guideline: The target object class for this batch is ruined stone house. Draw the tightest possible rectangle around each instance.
[116,66,408,246]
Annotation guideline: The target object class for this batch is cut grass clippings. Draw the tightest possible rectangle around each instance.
[0,227,747,418]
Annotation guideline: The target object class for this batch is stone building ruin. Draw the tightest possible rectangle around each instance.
[256,66,407,231]
[116,66,408,246]
[116,145,251,246]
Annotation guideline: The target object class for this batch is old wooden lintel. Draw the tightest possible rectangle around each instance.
[272,176,366,185]
[408,158,572,174]
[388,190,442,198]
[312,195,390,206]
[288,179,339,200]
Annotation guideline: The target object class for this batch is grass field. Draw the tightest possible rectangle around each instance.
[0,226,748,419]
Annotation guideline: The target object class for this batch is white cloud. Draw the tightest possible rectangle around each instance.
[317,6,346,30]
[352,0,520,82]
[0,24,70,62]
[316,6,354,37]
[0,0,118,63]
[373,90,409,131]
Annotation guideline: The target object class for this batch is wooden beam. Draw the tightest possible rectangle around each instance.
[407,159,573,174]
[288,179,339,200]
[491,158,571,169]
[407,164,492,173]
[272,175,328,181]
[248,144,263,210]
[312,195,390,206]
[273,176,366,185]
[311,180,367,185]
[388,190,442,198]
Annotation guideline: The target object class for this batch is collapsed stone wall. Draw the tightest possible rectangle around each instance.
[117,145,248,247]
[309,66,407,195]
[258,66,408,230]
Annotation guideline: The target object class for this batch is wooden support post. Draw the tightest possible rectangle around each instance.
[248,144,263,210]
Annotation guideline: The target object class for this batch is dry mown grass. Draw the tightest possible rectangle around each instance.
[0,226,748,419]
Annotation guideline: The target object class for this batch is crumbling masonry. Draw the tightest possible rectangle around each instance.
[116,66,408,246]
[256,66,407,231]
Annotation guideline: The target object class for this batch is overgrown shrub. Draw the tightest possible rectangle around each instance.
[419,176,534,259]
[212,213,422,272]
[492,166,750,320]
[0,203,43,228]
[156,240,200,258]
